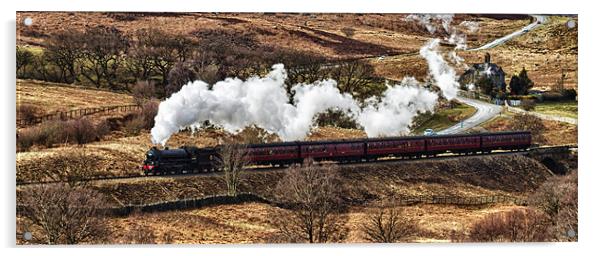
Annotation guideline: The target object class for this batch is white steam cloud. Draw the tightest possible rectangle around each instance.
[460,21,480,33]
[150,64,360,145]
[151,21,466,145]
[150,63,446,144]
[420,39,461,100]
[358,78,438,137]
[405,14,454,34]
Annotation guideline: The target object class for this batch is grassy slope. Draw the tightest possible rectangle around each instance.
[533,101,578,119]
[476,110,577,146]
[412,103,477,134]
[16,12,531,79]
[98,202,526,244]
[16,79,134,114]
[57,154,549,244]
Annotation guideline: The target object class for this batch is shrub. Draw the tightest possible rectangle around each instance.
[166,62,197,96]
[542,91,564,102]
[362,207,419,243]
[21,121,68,148]
[17,104,40,125]
[561,89,577,101]
[520,99,536,111]
[17,129,37,152]
[467,208,551,242]
[271,159,348,243]
[18,184,110,244]
[131,80,157,106]
[507,95,539,101]
[510,114,546,144]
[140,101,159,129]
[123,224,156,244]
[123,100,158,135]
[341,27,355,37]
[16,118,109,151]
[124,116,146,136]
[65,118,96,145]
[106,12,140,21]
[314,109,358,129]
[529,171,578,241]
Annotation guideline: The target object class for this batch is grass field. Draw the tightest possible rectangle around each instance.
[533,101,578,119]
[476,109,577,145]
[412,103,477,134]
[16,79,134,115]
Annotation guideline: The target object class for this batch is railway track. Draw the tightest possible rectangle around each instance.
[16,145,575,186]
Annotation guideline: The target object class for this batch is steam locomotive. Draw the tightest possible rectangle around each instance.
[142,131,531,175]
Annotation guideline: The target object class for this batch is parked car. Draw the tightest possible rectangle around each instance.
[424,129,436,136]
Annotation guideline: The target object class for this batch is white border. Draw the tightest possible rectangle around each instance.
[2,1,598,256]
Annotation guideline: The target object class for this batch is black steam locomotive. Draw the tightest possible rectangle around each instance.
[142,131,531,175]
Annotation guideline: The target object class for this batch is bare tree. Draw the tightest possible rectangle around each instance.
[46,30,85,83]
[216,141,249,197]
[139,28,180,95]
[16,46,34,78]
[362,207,418,243]
[272,159,348,243]
[79,26,128,89]
[125,29,158,82]
[41,149,99,186]
[328,60,375,98]
[18,184,110,244]
[270,49,328,101]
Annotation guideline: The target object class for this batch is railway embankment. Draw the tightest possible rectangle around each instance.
[84,154,552,208]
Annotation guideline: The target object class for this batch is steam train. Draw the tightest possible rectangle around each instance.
[142,131,531,175]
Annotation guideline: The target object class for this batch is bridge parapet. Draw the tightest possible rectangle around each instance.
[527,145,577,175]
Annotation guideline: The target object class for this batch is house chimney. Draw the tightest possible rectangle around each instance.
[484,52,491,63]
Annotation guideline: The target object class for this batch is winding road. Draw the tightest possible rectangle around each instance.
[439,15,549,134]
[438,97,502,134]
[469,15,547,51]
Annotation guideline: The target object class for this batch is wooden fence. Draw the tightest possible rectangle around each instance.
[396,194,527,206]
[16,193,527,218]
[17,104,141,127]
[106,193,273,217]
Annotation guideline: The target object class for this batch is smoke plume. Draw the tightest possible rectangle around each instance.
[151,64,359,145]
[405,14,455,34]
[460,21,480,33]
[151,16,470,145]
[420,39,461,100]
[358,78,438,137]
